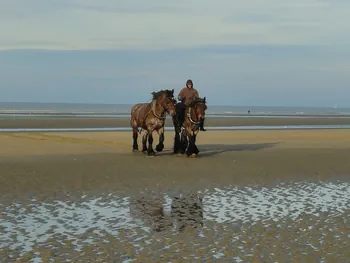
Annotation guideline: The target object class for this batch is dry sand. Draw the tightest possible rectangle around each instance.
[2,115,350,129]
[1,129,349,262]
[1,129,350,197]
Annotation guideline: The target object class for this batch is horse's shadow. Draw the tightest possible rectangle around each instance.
[192,142,279,157]
[155,142,279,157]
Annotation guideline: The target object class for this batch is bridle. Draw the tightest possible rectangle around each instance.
[186,100,206,126]
[151,96,176,120]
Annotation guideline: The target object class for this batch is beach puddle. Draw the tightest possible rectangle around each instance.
[1,181,349,262]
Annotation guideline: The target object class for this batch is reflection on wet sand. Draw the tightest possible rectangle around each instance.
[129,192,203,233]
[1,181,349,262]
[130,193,170,232]
[171,193,204,232]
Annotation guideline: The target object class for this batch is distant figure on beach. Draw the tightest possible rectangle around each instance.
[248,110,250,115]
[176,79,206,131]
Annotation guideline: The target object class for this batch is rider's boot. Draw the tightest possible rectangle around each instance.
[199,118,207,131]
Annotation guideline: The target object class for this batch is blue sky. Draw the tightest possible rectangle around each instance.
[0,0,350,106]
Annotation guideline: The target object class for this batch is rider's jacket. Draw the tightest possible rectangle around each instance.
[178,87,199,106]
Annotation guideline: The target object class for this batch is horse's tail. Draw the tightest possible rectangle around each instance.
[130,104,138,128]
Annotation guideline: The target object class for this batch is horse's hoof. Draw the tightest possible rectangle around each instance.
[132,149,139,152]
[189,153,197,158]
[147,151,155,156]
[156,144,164,152]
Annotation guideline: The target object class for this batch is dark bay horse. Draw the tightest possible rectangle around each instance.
[173,97,207,157]
[130,89,177,156]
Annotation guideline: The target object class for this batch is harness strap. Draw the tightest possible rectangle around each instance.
[186,106,200,125]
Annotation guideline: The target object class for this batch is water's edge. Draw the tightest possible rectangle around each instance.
[2,124,350,133]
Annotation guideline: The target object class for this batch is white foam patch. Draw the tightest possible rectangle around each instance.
[0,195,142,254]
[203,181,350,223]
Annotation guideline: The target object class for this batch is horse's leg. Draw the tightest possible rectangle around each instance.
[186,131,196,157]
[173,118,184,154]
[180,129,188,155]
[147,129,155,156]
[173,130,181,154]
[192,130,199,155]
[132,119,139,152]
[173,132,178,154]
[142,131,148,153]
[185,135,194,157]
[132,128,138,152]
[174,127,186,155]
[156,127,165,152]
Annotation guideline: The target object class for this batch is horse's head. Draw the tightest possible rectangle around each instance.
[189,96,207,121]
[152,89,177,116]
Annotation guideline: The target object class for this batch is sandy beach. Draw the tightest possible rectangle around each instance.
[3,0,350,259]
[1,129,350,193]
[1,129,349,262]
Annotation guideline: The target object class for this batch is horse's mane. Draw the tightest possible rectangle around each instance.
[189,96,206,107]
[152,89,174,100]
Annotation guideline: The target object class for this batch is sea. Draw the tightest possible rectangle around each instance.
[2,102,350,132]
[0,102,349,116]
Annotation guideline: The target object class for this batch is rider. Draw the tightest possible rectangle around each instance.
[176,79,206,131]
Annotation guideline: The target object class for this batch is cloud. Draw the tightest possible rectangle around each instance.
[1,0,350,50]
[1,1,350,107]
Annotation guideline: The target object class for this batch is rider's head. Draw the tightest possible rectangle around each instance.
[186,79,193,88]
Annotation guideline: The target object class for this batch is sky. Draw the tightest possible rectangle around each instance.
[0,0,350,107]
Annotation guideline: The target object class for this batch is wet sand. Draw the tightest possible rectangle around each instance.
[1,130,349,262]
[3,115,350,129]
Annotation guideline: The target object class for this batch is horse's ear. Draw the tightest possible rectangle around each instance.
[204,97,206,102]
[171,89,174,95]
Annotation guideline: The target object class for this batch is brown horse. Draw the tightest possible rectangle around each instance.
[130,89,177,156]
[173,97,207,157]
